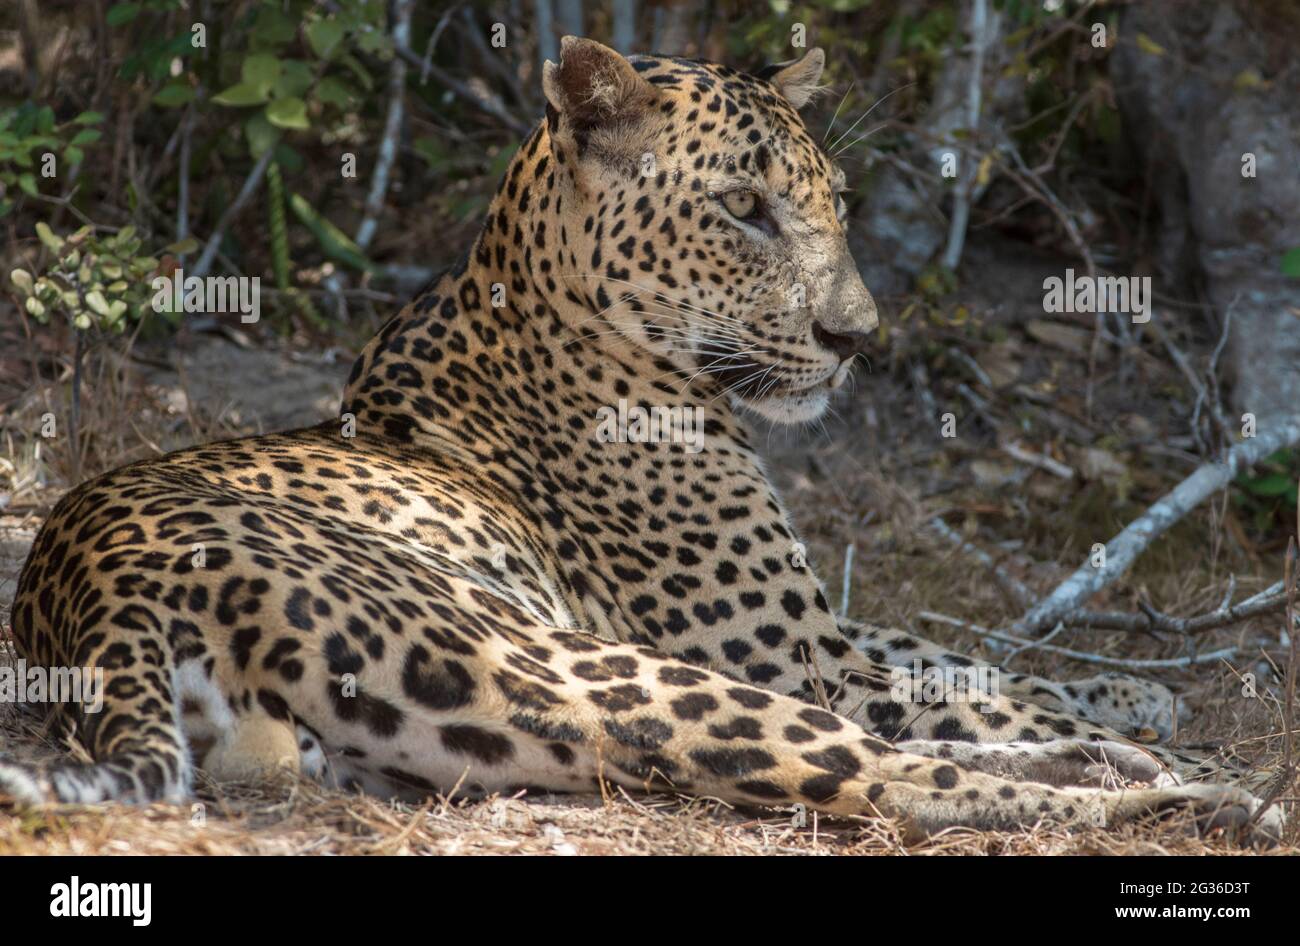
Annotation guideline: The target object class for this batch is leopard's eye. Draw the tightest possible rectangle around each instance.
[721,189,759,220]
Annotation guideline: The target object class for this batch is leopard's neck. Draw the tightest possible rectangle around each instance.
[344,120,742,461]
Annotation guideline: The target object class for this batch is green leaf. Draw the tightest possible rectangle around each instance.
[314,76,356,109]
[274,59,314,99]
[265,97,309,130]
[355,27,388,56]
[70,128,103,146]
[17,172,38,196]
[244,112,280,157]
[13,104,36,137]
[10,269,34,295]
[1282,247,1300,278]
[249,5,297,49]
[63,145,85,166]
[340,54,374,91]
[212,82,270,107]
[1135,32,1166,56]
[164,237,201,255]
[106,3,142,26]
[288,192,377,273]
[1239,473,1297,498]
[71,110,105,125]
[36,221,64,253]
[306,18,345,59]
[86,290,112,317]
[36,106,55,134]
[152,82,196,107]
[241,53,283,95]
[273,142,303,174]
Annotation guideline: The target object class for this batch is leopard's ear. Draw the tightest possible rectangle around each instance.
[543,36,657,135]
[758,47,825,108]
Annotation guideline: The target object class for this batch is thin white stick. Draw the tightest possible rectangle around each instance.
[356,0,413,252]
[840,544,855,616]
[940,0,988,271]
[1014,413,1300,634]
[1001,439,1074,479]
[191,146,274,279]
[919,611,1237,669]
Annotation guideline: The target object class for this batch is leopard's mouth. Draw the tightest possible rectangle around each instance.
[686,340,851,424]
[700,360,838,425]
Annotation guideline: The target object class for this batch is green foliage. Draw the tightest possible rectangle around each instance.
[10,223,180,333]
[194,0,387,159]
[1235,449,1299,532]
[0,104,104,216]
[82,0,394,323]
[1282,247,1300,277]
[266,161,291,291]
[288,193,376,273]
[1237,450,1299,505]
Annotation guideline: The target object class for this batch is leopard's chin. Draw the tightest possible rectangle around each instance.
[736,386,830,425]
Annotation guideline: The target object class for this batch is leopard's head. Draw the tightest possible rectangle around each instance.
[541,37,877,424]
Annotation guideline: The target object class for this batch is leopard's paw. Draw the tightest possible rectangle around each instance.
[1148,783,1284,848]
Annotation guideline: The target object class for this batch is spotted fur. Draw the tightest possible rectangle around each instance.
[1,38,1279,845]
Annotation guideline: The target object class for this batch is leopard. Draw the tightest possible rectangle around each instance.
[1,37,1282,845]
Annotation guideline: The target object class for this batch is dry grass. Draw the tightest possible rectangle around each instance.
[1,312,1297,856]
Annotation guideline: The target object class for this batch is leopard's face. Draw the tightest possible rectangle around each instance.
[543,41,878,424]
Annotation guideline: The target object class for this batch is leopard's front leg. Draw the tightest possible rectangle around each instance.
[841,618,1188,742]
[652,583,1116,747]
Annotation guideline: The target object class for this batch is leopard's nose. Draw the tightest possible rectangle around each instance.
[812,321,869,360]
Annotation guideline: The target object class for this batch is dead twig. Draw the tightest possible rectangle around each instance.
[1013,412,1300,635]
[939,0,990,271]
[1058,581,1291,635]
[919,611,1237,669]
[392,43,532,137]
[176,100,195,266]
[1147,306,1233,456]
[355,0,414,252]
[190,146,275,279]
[1000,439,1074,479]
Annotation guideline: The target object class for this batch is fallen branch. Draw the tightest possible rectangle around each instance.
[919,611,1237,669]
[1060,581,1290,635]
[1013,412,1300,635]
